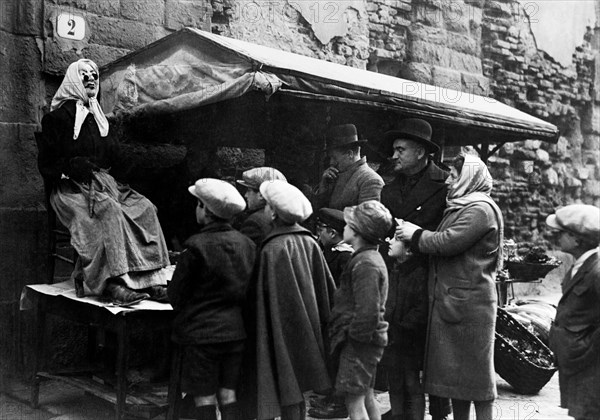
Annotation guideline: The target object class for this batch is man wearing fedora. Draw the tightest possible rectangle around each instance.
[315,124,384,211]
[546,204,600,420]
[379,118,452,420]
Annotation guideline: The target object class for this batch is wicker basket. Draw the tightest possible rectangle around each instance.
[494,307,557,394]
[506,260,561,281]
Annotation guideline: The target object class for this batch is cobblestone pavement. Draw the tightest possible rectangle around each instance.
[2,289,570,419]
[1,371,569,420]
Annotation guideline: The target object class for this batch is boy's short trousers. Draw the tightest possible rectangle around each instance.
[181,340,245,396]
[335,339,385,395]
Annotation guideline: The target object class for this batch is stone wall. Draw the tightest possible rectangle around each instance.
[0,0,213,377]
[214,0,599,248]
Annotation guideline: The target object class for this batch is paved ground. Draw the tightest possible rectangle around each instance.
[1,372,569,420]
[2,265,572,420]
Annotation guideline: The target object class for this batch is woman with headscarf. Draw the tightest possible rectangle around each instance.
[396,152,504,420]
[38,59,171,303]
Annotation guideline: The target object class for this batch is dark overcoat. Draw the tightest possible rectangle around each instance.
[167,222,256,345]
[238,207,272,246]
[549,251,600,420]
[416,202,500,401]
[254,224,336,419]
[379,161,448,369]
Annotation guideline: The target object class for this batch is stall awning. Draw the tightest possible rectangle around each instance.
[100,28,559,145]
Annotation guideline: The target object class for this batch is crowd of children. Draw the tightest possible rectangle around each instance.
[167,168,398,420]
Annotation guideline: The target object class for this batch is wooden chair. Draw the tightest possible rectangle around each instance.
[34,132,81,293]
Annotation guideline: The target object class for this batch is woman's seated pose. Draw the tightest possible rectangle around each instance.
[38,59,170,304]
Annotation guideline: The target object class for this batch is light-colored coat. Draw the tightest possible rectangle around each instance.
[416,201,500,401]
[317,157,384,210]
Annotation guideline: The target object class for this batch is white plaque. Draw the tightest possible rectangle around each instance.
[56,13,86,41]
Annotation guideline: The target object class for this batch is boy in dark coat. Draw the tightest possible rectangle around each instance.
[168,178,256,420]
[381,234,428,420]
[316,208,354,286]
[328,200,392,420]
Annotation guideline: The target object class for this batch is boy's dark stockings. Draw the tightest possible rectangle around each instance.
[194,404,217,420]
[451,399,494,420]
[220,402,244,420]
[281,401,306,420]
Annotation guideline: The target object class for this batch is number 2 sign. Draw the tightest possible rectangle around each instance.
[56,13,86,40]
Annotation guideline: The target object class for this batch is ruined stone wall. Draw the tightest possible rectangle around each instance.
[214,0,599,248]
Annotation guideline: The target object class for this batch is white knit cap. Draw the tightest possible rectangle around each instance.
[259,180,312,224]
[188,178,246,219]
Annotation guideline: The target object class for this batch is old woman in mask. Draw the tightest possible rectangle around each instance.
[396,152,504,420]
[38,59,170,304]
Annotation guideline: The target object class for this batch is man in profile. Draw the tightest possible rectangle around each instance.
[315,124,384,211]
[379,118,452,420]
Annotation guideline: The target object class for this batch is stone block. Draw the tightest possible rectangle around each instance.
[461,72,490,96]
[87,0,120,17]
[44,38,130,75]
[581,103,600,135]
[0,123,44,207]
[524,139,541,149]
[410,40,482,73]
[0,32,43,123]
[486,1,513,18]
[541,168,559,186]
[409,23,446,45]
[165,0,212,31]
[87,15,170,51]
[565,176,582,188]
[575,166,590,180]
[432,66,461,90]
[0,0,43,35]
[535,149,550,165]
[121,0,165,25]
[584,180,600,197]
[398,62,433,84]
[446,32,479,55]
[443,2,470,34]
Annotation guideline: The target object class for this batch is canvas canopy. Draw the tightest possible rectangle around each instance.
[100,28,559,151]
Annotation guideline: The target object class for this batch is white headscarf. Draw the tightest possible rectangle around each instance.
[51,59,109,140]
[446,154,505,273]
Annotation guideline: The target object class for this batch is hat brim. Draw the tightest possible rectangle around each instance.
[383,130,439,154]
[545,214,562,231]
[188,185,200,199]
[236,180,257,189]
[324,139,368,152]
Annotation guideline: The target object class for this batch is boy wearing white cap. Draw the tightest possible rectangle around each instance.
[250,180,335,420]
[168,179,256,420]
[236,166,287,245]
[546,204,600,420]
[328,200,392,420]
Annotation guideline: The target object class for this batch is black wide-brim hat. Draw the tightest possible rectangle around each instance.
[324,124,368,151]
[382,118,439,154]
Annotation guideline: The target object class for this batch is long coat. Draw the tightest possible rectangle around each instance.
[549,251,600,420]
[416,202,500,401]
[254,224,336,419]
[379,161,448,369]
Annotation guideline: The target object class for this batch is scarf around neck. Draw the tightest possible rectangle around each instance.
[51,59,109,140]
[446,154,505,273]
